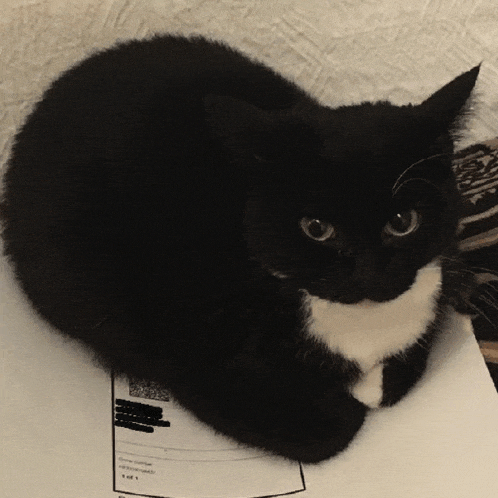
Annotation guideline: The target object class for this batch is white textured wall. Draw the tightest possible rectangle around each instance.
[1,0,498,180]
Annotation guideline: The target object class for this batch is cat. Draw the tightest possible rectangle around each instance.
[0,35,480,463]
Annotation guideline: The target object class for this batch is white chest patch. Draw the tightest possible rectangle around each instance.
[302,260,442,407]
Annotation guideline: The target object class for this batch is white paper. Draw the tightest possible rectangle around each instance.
[111,376,304,498]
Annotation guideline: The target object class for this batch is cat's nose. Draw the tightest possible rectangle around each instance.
[350,251,378,280]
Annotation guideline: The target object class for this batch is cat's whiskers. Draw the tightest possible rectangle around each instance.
[392,178,439,196]
[391,153,450,195]
[440,257,498,286]
[466,301,498,329]
[471,267,498,279]
[478,289,498,311]
[483,281,498,293]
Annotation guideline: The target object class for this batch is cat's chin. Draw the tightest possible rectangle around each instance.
[337,296,377,306]
[342,298,389,307]
[335,296,393,306]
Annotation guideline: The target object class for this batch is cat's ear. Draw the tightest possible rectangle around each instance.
[204,94,274,161]
[417,64,480,137]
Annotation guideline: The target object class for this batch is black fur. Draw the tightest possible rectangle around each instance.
[0,35,479,462]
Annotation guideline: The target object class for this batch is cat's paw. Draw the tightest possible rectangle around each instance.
[271,394,368,463]
[351,363,384,409]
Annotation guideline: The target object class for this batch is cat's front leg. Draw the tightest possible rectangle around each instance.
[380,335,435,407]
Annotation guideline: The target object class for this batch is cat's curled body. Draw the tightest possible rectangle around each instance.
[1,36,479,463]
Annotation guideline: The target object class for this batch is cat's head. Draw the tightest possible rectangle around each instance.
[205,66,480,303]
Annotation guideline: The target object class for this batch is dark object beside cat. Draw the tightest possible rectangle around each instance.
[0,35,480,463]
[454,137,498,389]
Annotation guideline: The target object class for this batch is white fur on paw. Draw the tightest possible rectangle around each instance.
[351,363,384,409]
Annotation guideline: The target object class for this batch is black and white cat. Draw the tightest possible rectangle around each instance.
[0,35,480,463]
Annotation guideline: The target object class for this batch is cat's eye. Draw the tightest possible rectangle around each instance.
[383,209,420,237]
[300,217,336,241]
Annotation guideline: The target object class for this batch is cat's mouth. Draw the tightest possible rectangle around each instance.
[266,266,416,304]
[306,281,413,305]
